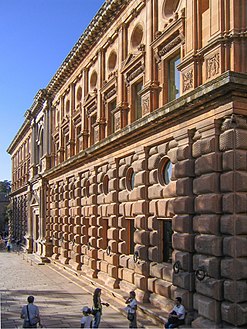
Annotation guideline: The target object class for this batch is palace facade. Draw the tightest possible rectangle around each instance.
[7,0,247,327]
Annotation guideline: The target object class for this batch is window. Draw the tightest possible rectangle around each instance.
[162,220,173,263]
[158,157,172,186]
[126,167,135,191]
[133,81,143,121]
[168,55,180,101]
[127,219,135,255]
[108,99,116,134]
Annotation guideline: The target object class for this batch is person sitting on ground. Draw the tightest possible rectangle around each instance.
[164,297,185,328]
[21,295,41,328]
[81,306,93,328]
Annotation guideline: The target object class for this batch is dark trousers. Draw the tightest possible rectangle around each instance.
[165,318,185,328]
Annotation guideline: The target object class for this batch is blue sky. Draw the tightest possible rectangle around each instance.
[0,0,104,181]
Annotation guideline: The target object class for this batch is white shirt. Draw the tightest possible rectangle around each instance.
[172,304,185,320]
[126,298,137,314]
[80,314,93,328]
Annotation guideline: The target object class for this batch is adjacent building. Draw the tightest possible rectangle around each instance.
[7,0,247,327]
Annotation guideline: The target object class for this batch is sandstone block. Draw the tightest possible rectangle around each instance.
[117,216,127,229]
[177,145,190,160]
[222,193,247,213]
[148,185,163,199]
[149,169,158,185]
[119,190,128,202]
[134,259,149,276]
[148,154,161,170]
[161,263,173,282]
[148,246,160,262]
[174,159,195,178]
[173,233,194,252]
[150,262,163,279]
[173,272,195,291]
[195,235,223,256]
[133,200,148,215]
[192,316,221,328]
[129,186,146,201]
[173,215,193,233]
[223,236,247,257]
[100,260,108,273]
[108,240,118,253]
[132,159,145,172]
[107,264,118,279]
[221,301,247,326]
[172,196,194,214]
[148,277,156,292]
[167,147,177,164]
[193,173,220,194]
[134,230,149,245]
[123,202,133,217]
[195,194,221,214]
[223,150,247,171]
[104,253,119,266]
[224,280,247,303]
[119,254,128,268]
[193,254,220,278]
[200,137,216,155]
[135,215,146,230]
[154,278,172,298]
[197,294,221,322]
[221,258,247,280]
[150,231,159,246]
[149,200,158,216]
[134,274,147,290]
[174,250,193,272]
[119,228,127,241]
[220,214,247,235]
[107,227,119,240]
[195,153,222,175]
[176,177,193,196]
[193,215,220,235]
[105,191,117,203]
[196,278,224,300]
[148,216,160,230]
[122,268,135,283]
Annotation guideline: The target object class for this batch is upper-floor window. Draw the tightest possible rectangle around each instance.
[126,218,135,255]
[168,54,180,101]
[132,80,143,121]
[108,99,116,135]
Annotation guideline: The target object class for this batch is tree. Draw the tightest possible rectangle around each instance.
[0,180,11,194]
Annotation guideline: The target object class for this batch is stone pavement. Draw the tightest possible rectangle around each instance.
[0,249,162,329]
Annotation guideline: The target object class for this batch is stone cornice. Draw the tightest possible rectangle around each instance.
[43,71,247,180]
[46,0,128,97]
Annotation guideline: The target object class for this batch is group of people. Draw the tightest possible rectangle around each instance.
[20,291,185,328]
[80,289,137,328]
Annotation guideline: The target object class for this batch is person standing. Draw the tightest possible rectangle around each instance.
[126,291,137,328]
[20,296,41,328]
[164,297,185,328]
[92,288,109,328]
[6,239,11,252]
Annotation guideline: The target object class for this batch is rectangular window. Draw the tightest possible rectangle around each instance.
[163,220,173,263]
[168,55,180,101]
[133,81,143,121]
[127,219,135,254]
[109,99,116,135]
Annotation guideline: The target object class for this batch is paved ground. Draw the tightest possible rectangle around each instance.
[0,249,133,329]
